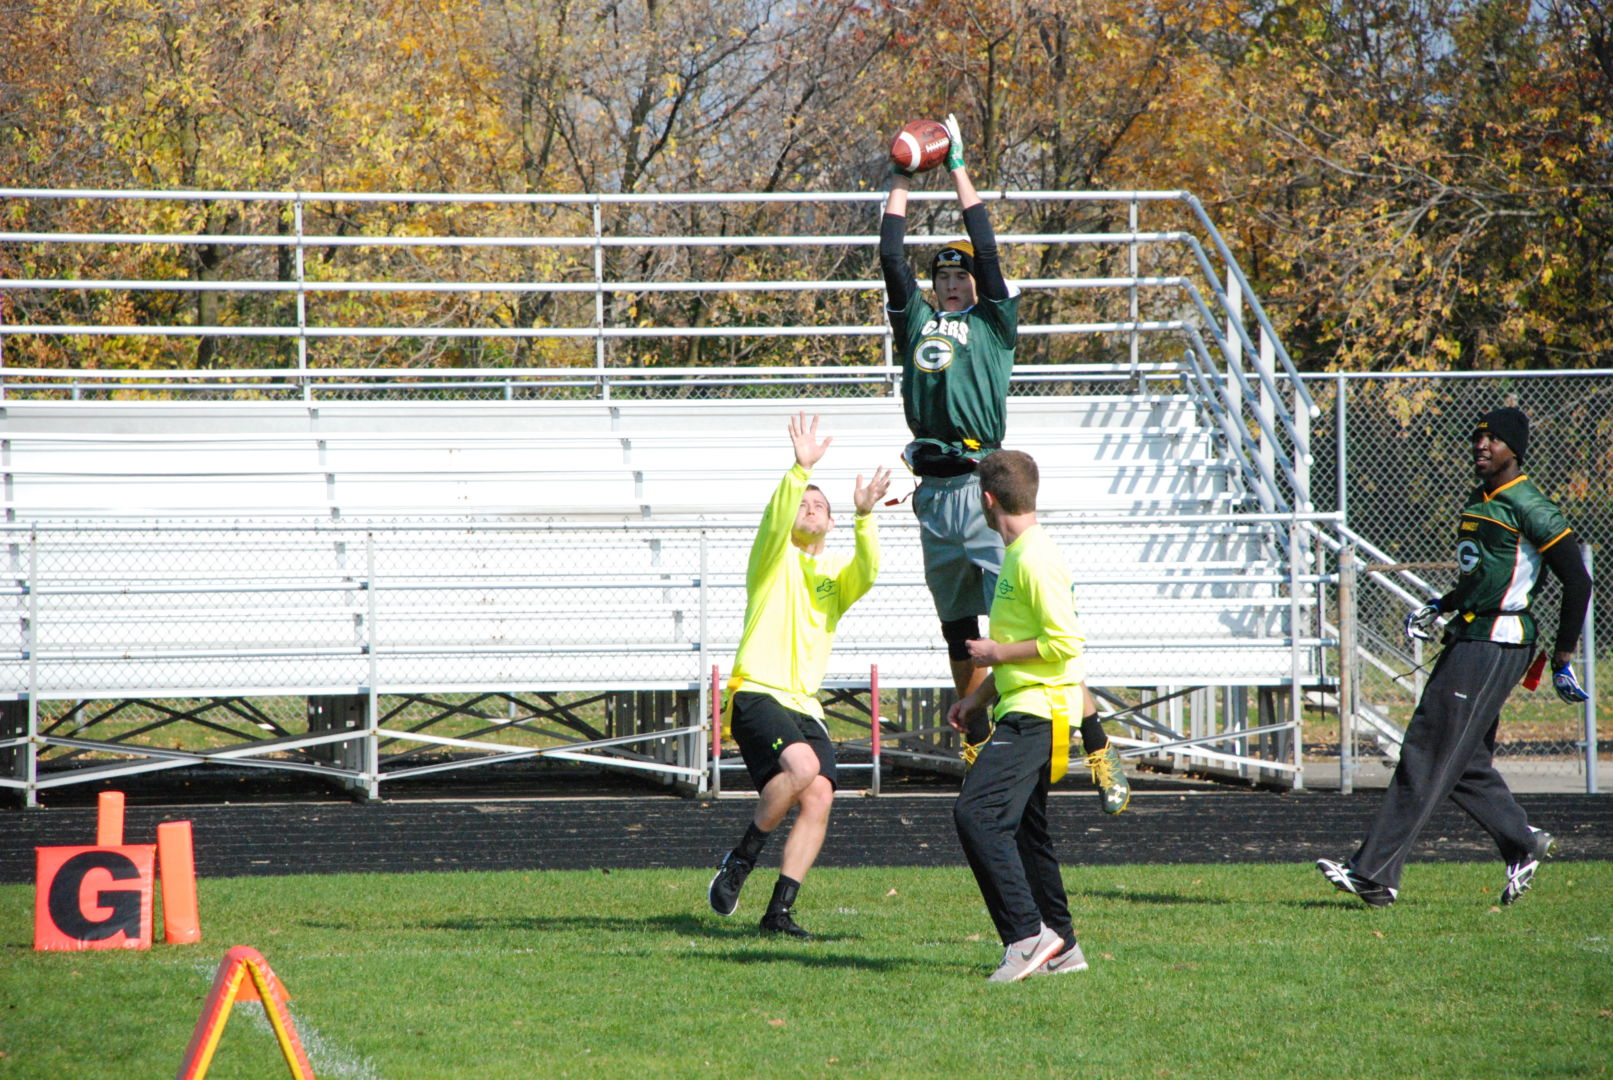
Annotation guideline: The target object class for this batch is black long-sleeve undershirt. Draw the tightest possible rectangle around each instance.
[1542,533,1594,655]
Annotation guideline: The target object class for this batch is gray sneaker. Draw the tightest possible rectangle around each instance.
[1502,828,1557,905]
[1032,937,1089,976]
[986,924,1064,983]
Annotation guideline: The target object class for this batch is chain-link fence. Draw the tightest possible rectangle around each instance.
[1304,371,1609,772]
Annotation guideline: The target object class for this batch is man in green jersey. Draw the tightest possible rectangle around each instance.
[1319,407,1592,907]
[708,413,890,938]
[948,450,1092,981]
[880,114,1128,814]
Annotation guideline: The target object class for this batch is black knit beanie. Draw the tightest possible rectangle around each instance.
[1474,407,1529,462]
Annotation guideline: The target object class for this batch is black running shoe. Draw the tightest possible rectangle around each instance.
[708,851,753,916]
[759,908,812,939]
[1316,858,1397,908]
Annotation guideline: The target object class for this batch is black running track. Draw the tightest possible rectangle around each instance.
[3,766,1609,884]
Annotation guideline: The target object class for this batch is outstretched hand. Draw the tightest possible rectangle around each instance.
[853,465,892,516]
[789,412,832,471]
[944,112,966,172]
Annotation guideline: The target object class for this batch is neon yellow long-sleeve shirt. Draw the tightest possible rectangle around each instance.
[728,463,879,721]
[988,523,1086,723]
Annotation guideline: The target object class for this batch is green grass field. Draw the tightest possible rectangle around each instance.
[3,863,1610,1079]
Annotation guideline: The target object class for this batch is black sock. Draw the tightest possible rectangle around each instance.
[767,874,801,914]
[1080,712,1108,754]
[734,822,770,864]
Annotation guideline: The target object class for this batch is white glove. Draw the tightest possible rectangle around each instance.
[1403,602,1441,642]
[943,113,965,171]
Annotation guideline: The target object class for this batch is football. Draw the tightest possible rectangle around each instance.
[890,119,951,174]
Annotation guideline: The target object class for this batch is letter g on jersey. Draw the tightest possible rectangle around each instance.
[914,336,954,372]
[1456,539,1481,574]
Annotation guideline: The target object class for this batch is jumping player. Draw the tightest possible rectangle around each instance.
[707,413,890,938]
[880,113,1127,813]
[948,450,1091,981]
[1318,407,1593,907]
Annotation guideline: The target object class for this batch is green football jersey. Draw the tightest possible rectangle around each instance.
[1444,474,1575,646]
[897,291,1021,456]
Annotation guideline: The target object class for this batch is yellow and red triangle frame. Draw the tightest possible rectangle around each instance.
[176,945,315,1080]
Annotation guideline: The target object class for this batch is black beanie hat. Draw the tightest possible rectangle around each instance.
[930,240,976,281]
[1474,407,1529,461]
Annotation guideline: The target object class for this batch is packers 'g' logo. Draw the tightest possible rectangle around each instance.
[1456,539,1481,574]
[914,336,954,372]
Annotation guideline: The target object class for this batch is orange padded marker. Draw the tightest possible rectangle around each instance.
[157,820,201,944]
[96,791,125,846]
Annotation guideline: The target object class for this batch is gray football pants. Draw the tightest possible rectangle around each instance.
[1350,639,1536,889]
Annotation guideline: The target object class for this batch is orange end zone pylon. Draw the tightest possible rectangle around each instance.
[156,821,200,944]
[176,945,315,1080]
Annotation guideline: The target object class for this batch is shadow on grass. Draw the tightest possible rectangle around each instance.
[296,912,964,971]
[1077,887,1237,906]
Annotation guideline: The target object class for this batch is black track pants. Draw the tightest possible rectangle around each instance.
[1351,639,1535,889]
[953,712,1072,945]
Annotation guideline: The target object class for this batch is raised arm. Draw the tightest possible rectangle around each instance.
[881,176,918,316]
[945,113,1009,303]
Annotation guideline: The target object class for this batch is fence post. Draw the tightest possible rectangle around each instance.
[1335,372,1348,521]
[363,532,380,800]
[869,664,881,797]
[710,665,722,797]
[1288,517,1305,790]
[1584,545,1598,794]
[24,527,38,807]
[1337,545,1357,794]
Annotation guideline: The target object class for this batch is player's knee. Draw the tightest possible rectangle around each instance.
[953,795,988,840]
[798,776,834,815]
[941,616,979,662]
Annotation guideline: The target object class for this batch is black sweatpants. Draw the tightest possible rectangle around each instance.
[953,711,1072,945]
[1351,639,1536,889]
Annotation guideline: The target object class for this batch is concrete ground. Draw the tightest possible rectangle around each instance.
[1302,757,1610,794]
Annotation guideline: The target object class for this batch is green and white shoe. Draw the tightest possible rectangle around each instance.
[1086,745,1131,815]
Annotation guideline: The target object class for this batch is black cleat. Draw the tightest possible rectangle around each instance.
[759,908,812,939]
[1316,858,1397,908]
[1503,828,1557,905]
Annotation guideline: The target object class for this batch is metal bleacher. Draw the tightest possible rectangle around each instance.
[1,391,1321,801]
[0,185,1336,803]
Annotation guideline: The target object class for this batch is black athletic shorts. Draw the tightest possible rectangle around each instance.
[730,691,838,792]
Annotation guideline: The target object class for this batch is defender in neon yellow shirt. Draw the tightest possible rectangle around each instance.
[948,450,1100,982]
[708,413,890,939]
